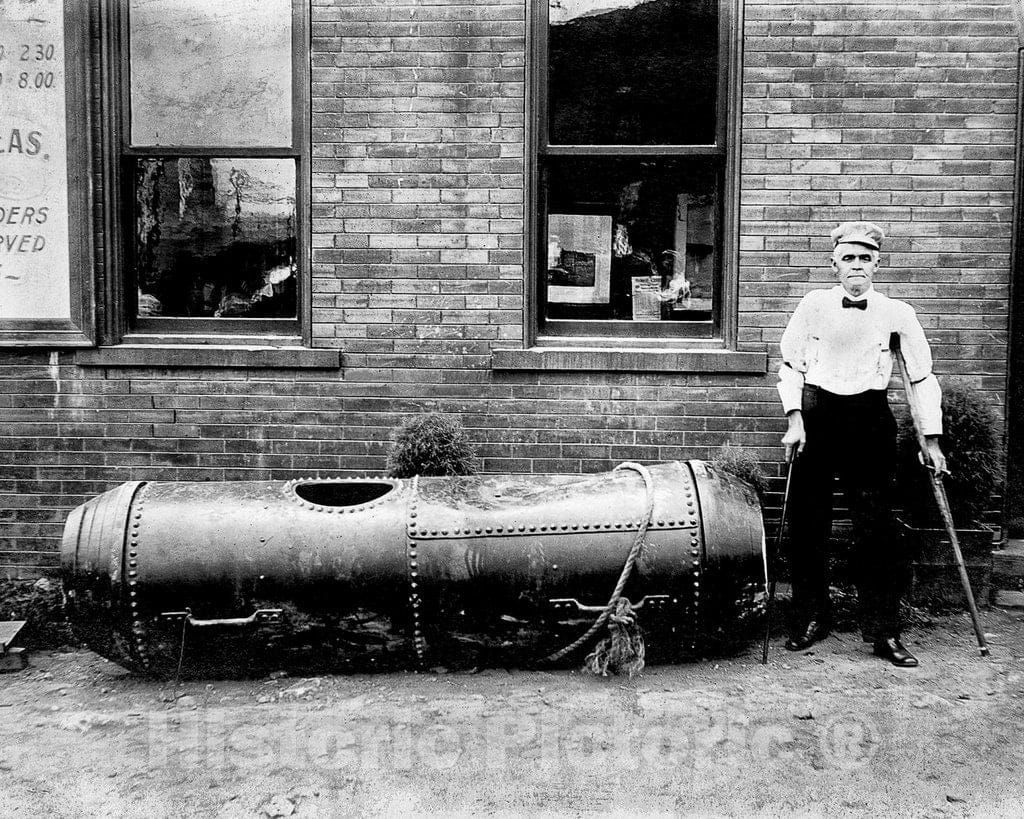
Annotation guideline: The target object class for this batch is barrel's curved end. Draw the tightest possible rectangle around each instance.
[687,460,767,649]
[61,481,147,672]
[59,502,85,591]
[691,460,766,557]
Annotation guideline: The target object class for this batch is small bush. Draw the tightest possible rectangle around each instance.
[0,577,75,650]
[709,443,769,504]
[896,381,1003,528]
[386,412,480,478]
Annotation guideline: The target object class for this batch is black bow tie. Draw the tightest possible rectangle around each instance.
[842,297,867,310]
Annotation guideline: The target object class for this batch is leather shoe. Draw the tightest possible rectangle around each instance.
[785,619,831,651]
[873,637,919,667]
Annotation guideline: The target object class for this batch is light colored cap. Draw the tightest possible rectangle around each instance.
[830,220,884,251]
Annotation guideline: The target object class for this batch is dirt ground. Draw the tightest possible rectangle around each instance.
[1,607,1023,818]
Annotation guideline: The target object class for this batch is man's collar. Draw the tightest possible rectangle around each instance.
[833,284,875,303]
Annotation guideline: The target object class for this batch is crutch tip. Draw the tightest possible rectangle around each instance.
[980,647,990,657]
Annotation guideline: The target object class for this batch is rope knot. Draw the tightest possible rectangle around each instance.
[584,598,646,678]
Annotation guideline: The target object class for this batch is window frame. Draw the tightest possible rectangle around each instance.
[97,0,310,345]
[526,0,742,349]
[0,2,94,348]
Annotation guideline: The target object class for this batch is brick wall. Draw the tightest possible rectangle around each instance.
[0,0,1018,576]
[741,0,1018,386]
[309,0,527,358]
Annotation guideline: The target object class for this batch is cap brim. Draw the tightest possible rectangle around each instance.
[834,236,879,251]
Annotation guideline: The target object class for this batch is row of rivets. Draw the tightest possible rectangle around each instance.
[285,475,392,483]
[692,560,701,653]
[129,487,149,670]
[690,519,701,652]
[412,519,693,538]
[406,476,427,665]
[686,481,698,533]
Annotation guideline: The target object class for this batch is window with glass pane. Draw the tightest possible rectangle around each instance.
[125,0,300,330]
[133,158,296,319]
[539,0,726,338]
[129,0,292,147]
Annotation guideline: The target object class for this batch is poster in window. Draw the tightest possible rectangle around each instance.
[0,0,92,345]
[631,275,662,321]
[546,213,612,304]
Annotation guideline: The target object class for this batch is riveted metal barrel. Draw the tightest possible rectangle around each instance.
[61,461,765,678]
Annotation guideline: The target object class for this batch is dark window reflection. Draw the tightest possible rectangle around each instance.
[132,158,297,319]
[543,157,718,322]
[548,0,719,145]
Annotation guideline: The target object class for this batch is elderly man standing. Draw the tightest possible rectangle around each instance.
[777,221,946,667]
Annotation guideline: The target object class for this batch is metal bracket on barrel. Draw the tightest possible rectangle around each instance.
[158,608,284,628]
[547,594,675,614]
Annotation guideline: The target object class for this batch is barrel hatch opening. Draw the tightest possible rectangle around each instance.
[293,480,396,508]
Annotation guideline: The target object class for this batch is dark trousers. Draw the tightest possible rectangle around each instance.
[786,386,911,641]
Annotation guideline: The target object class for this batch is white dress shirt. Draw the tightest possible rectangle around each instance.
[778,285,943,435]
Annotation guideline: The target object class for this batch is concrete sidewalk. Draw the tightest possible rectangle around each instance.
[0,608,1021,817]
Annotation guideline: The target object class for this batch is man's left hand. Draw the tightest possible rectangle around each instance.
[921,437,948,475]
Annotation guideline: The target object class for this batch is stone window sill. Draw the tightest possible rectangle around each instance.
[491,347,767,374]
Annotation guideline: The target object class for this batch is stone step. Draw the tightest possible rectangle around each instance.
[993,538,1024,579]
[0,647,27,673]
[994,590,1024,608]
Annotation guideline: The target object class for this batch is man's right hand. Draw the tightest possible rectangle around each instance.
[781,411,806,461]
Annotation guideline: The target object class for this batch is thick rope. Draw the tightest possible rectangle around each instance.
[539,461,656,666]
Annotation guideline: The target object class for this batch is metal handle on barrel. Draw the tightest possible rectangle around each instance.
[159,608,284,628]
